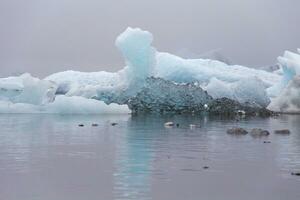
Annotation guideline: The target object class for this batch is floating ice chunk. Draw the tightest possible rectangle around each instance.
[3,27,294,114]
[0,96,130,114]
[44,27,280,109]
[268,76,300,113]
[0,73,130,114]
[0,73,57,105]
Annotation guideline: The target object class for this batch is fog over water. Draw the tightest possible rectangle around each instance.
[1,0,300,78]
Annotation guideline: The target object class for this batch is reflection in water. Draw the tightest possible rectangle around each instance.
[113,117,154,200]
[0,114,300,200]
[271,115,300,172]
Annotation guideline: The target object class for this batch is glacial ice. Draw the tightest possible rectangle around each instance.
[268,50,300,97]
[116,27,156,86]
[205,76,270,108]
[0,73,57,105]
[127,77,212,113]
[0,27,299,114]
[268,75,300,113]
[0,74,130,114]
[46,28,278,107]
[155,52,280,87]
[0,96,130,114]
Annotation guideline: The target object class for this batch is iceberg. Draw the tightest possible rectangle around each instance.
[46,28,279,107]
[0,27,299,114]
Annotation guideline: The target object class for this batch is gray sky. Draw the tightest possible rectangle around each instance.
[0,0,299,78]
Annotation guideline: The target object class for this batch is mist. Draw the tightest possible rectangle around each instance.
[0,0,299,78]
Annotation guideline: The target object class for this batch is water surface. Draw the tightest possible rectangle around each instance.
[0,114,300,200]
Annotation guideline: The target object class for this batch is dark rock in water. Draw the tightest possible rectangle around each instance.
[92,123,99,127]
[274,129,291,135]
[78,124,84,127]
[291,172,300,176]
[127,77,213,114]
[250,128,270,137]
[263,141,271,144]
[203,166,209,169]
[111,123,118,126]
[227,128,248,135]
[208,98,274,117]
[176,123,180,127]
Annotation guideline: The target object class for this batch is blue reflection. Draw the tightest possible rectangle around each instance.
[113,116,156,200]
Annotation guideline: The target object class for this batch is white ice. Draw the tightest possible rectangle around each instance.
[0,73,57,105]
[268,75,300,113]
[0,27,299,113]
[268,50,300,97]
[46,28,280,107]
[0,96,130,114]
[0,74,130,114]
[205,76,270,107]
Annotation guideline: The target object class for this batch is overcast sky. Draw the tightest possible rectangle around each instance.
[0,0,299,78]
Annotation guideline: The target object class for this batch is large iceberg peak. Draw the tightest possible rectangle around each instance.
[116,27,156,86]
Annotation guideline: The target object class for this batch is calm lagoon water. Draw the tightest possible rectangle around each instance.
[0,114,300,200]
